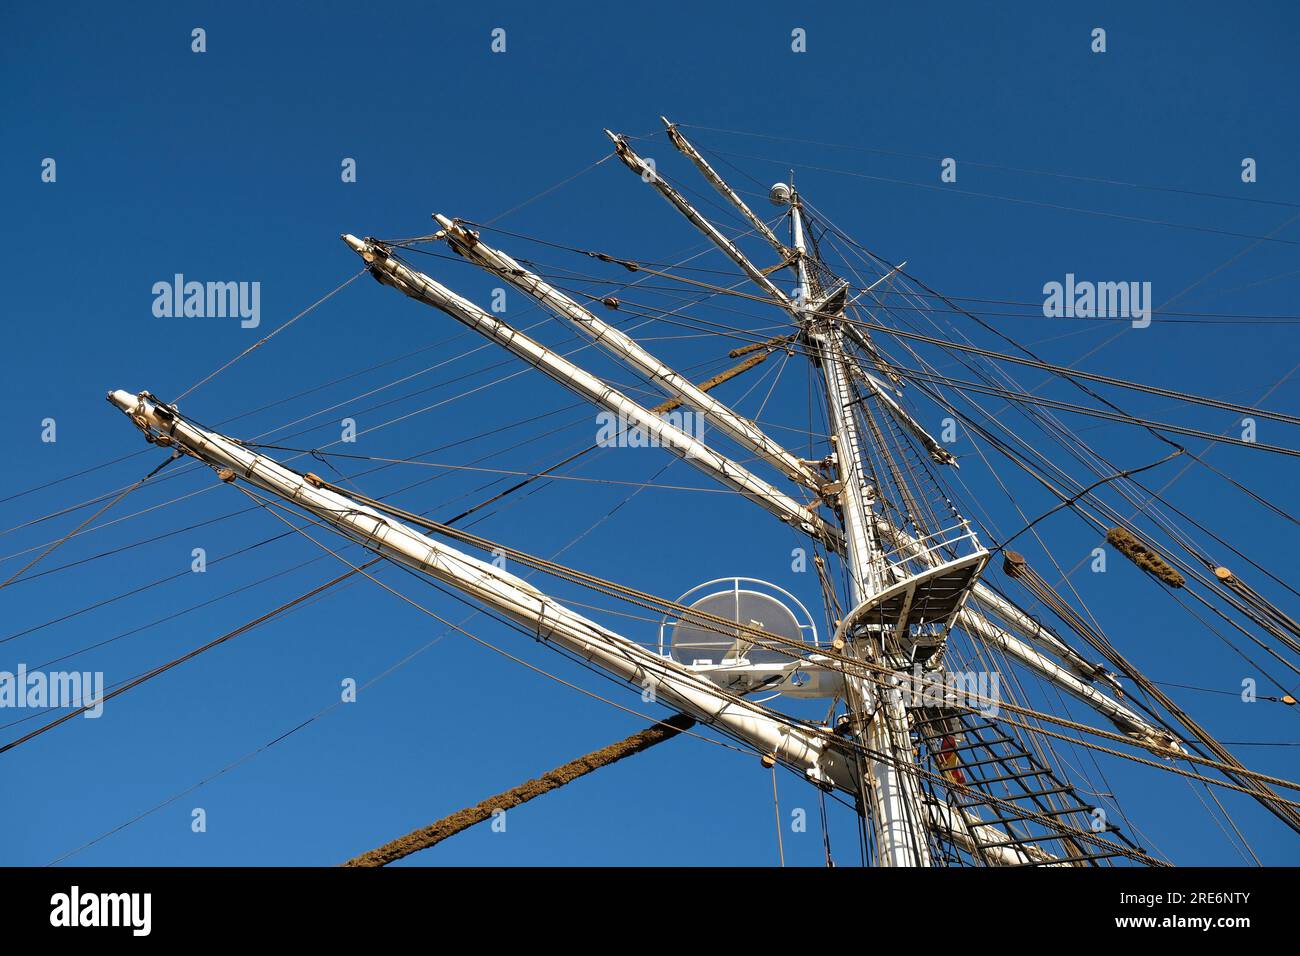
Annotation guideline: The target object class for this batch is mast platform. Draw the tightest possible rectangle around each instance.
[836,551,989,662]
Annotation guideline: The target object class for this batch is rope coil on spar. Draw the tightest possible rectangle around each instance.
[348,214,1300,702]
[999,549,1300,834]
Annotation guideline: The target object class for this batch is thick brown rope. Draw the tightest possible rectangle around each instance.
[653,352,768,414]
[341,715,696,866]
[1105,526,1186,587]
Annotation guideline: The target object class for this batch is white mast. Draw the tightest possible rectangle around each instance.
[347,223,1172,756]
[601,127,1182,860]
[789,192,934,866]
[90,121,1266,867]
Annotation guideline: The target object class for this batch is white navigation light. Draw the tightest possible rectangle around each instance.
[768,182,792,206]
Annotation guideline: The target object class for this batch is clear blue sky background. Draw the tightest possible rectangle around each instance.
[2,1,1297,866]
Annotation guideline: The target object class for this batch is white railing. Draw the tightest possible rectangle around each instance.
[879,518,981,571]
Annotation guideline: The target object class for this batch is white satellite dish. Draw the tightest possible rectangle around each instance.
[665,580,816,660]
[659,578,834,698]
[667,586,801,666]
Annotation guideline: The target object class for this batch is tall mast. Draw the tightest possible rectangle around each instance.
[600,128,1190,864]
[95,124,1214,867]
[790,192,933,866]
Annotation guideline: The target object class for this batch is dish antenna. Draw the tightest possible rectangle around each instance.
[660,578,841,698]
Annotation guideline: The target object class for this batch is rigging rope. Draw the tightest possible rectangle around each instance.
[173,270,366,404]
[340,715,696,867]
[1002,552,1300,833]
[458,231,1300,431]
[0,452,178,592]
[675,123,1300,212]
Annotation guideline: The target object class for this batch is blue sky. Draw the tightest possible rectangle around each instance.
[2,1,1297,866]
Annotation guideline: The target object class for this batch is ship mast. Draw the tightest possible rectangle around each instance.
[320,124,1190,864]
[789,189,932,866]
[99,120,1245,867]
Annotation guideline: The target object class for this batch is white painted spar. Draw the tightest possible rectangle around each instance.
[433,213,823,491]
[605,130,798,316]
[107,388,857,792]
[603,131,1166,858]
[340,234,842,550]
[660,117,791,259]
